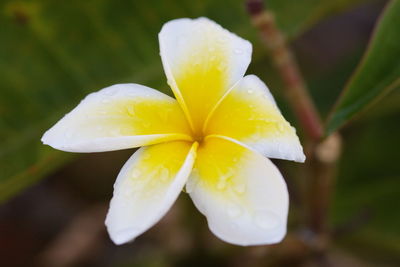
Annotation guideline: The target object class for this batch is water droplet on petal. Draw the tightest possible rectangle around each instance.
[122,187,133,198]
[218,36,228,43]
[277,122,285,132]
[234,48,243,54]
[142,153,151,160]
[227,204,242,218]
[150,179,158,187]
[131,169,141,180]
[105,88,117,96]
[233,183,246,195]
[160,169,169,182]
[247,89,254,94]
[177,35,188,47]
[151,192,162,201]
[217,62,227,71]
[216,180,226,190]
[64,130,73,139]
[158,110,169,122]
[254,211,279,229]
[127,106,135,116]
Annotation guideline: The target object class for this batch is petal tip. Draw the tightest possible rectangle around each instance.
[296,152,306,163]
[41,129,54,147]
[108,229,137,245]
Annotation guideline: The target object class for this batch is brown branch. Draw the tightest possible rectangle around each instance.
[246,2,344,263]
[309,133,341,234]
[246,0,323,142]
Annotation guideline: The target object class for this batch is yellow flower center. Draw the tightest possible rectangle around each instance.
[192,132,205,143]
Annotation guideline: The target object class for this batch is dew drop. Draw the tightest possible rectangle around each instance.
[193,60,201,66]
[151,192,162,201]
[231,223,238,229]
[131,169,141,180]
[127,106,135,116]
[277,123,285,132]
[217,63,226,71]
[111,127,121,136]
[150,179,158,187]
[142,153,151,160]
[122,188,133,198]
[234,48,243,54]
[227,204,242,218]
[216,180,226,190]
[254,211,279,229]
[233,183,246,195]
[128,181,141,193]
[218,36,228,43]
[64,130,73,139]
[247,89,254,94]
[105,88,117,96]
[160,169,170,181]
[177,35,188,47]
[158,110,169,122]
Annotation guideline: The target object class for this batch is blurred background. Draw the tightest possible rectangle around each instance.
[0,0,399,266]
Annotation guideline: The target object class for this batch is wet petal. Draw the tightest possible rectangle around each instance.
[159,17,252,133]
[187,136,288,246]
[42,84,192,152]
[205,75,305,162]
[106,141,198,244]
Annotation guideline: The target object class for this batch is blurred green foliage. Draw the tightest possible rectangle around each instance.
[327,0,400,133]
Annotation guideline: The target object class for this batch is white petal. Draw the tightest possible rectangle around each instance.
[159,17,252,133]
[187,136,288,246]
[105,141,198,245]
[42,84,192,152]
[205,75,305,162]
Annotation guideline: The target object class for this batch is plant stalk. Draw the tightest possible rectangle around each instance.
[245,1,342,261]
[246,0,323,142]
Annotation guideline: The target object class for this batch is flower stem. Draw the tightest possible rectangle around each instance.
[246,0,323,141]
[245,1,343,261]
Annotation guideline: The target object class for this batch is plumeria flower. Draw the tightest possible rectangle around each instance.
[42,17,305,246]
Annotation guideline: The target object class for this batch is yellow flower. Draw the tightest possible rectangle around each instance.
[42,18,305,246]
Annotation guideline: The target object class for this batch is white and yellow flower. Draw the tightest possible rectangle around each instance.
[42,18,305,246]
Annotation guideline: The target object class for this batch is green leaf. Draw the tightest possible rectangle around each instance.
[0,0,366,203]
[332,110,400,262]
[326,0,400,134]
